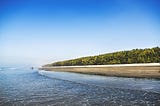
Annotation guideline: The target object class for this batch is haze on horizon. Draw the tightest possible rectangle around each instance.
[0,0,160,66]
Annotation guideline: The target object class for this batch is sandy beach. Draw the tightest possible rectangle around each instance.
[40,63,160,79]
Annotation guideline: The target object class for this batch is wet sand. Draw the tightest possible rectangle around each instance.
[40,63,160,79]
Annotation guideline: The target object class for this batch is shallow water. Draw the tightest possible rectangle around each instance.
[0,67,160,106]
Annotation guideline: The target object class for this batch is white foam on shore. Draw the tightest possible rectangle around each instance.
[43,63,160,68]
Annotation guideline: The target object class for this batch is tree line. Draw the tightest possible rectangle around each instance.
[46,47,160,66]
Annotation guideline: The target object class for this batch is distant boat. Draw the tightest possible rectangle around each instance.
[31,67,34,70]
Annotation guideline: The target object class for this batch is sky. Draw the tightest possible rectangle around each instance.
[0,0,160,66]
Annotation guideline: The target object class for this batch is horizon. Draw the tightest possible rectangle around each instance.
[0,0,160,66]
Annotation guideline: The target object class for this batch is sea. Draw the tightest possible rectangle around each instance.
[0,66,160,106]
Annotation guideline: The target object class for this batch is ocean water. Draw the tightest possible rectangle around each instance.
[0,67,160,106]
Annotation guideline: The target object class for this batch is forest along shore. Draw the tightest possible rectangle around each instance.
[39,63,160,79]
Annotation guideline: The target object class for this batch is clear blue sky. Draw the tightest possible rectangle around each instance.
[0,0,160,66]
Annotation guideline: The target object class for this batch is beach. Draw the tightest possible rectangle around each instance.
[40,63,160,79]
[1,67,160,105]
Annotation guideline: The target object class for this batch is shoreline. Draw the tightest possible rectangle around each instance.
[40,63,160,79]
